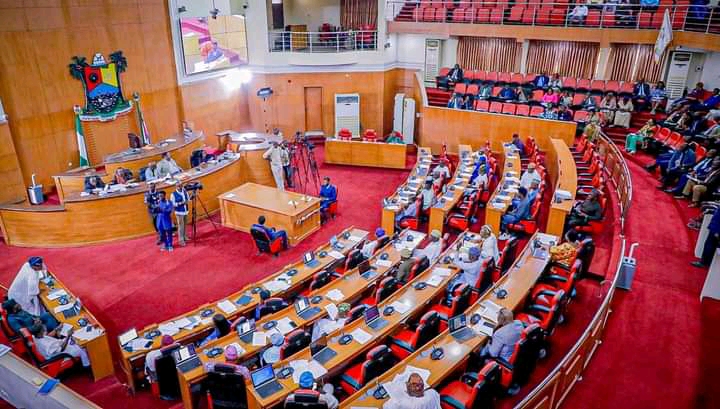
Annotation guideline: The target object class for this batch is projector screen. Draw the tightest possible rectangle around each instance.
[179,15,249,75]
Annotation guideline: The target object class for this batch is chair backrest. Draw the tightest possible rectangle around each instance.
[449,283,472,315]
[360,345,395,386]
[281,329,311,359]
[516,105,530,116]
[529,106,544,117]
[156,344,182,399]
[250,227,272,252]
[470,361,501,408]
[411,311,441,350]
[489,102,503,113]
[438,67,450,77]
[206,366,248,408]
[410,255,430,281]
[19,328,48,366]
[257,298,288,319]
[285,389,328,409]
[309,270,332,291]
[374,277,398,304]
[475,100,490,112]
[347,304,367,324]
[343,249,364,272]
[502,103,516,115]
[376,236,391,249]
[0,303,18,340]
[499,237,518,274]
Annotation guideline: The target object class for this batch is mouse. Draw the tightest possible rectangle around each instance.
[339,334,353,345]
[319,251,327,258]
[407,235,414,241]
[251,287,262,294]
[497,289,508,299]
[263,321,277,330]
[414,282,427,290]
[380,252,389,260]
[310,295,323,304]
[343,232,351,239]
[383,306,394,316]
[202,309,214,317]
[470,313,481,325]
[286,269,298,276]
[77,318,89,327]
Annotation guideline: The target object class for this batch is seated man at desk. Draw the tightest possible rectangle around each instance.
[288,371,339,409]
[144,335,175,381]
[395,198,418,231]
[511,134,525,156]
[500,187,532,240]
[452,247,484,288]
[566,189,603,229]
[413,229,442,264]
[8,257,46,316]
[157,152,182,178]
[434,161,452,181]
[395,249,417,282]
[311,302,350,342]
[520,163,542,189]
[112,167,133,184]
[3,298,59,334]
[83,175,105,193]
[478,308,523,361]
[360,228,386,260]
[144,161,159,182]
[252,215,289,250]
[383,372,441,409]
[319,177,338,214]
[30,323,90,368]
[198,314,231,347]
[385,131,404,144]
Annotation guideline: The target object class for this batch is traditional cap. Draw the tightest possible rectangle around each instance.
[28,256,43,267]
[224,345,238,361]
[400,248,412,259]
[270,333,285,346]
[375,228,385,238]
[298,371,315,389]
[469,247,481,258]
[430,229,441,239]
[161,335,174,346]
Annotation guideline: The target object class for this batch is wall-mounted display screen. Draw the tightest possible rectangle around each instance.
[180,15,249,75]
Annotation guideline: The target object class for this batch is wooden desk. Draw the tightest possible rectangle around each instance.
[324,139,407,169]
[219,183,321,246]
[546,139,577,237]
[52,133,204,202]
[245,234,468,409]
[0,351,102,409]
[119,227,368,393]
[38,272,114,381]
[428,145,473,235]
[177,229,427,409]
[0,155,243,247]
[381,148,433,235]
[341,232,558,408]
[485,144,522,234]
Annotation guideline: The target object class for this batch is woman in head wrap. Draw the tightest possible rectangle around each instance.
[8,257,46,316]
[262,333,286,365]
[479,225,499,264]
[144,335,175,381]
[311,303,351,341]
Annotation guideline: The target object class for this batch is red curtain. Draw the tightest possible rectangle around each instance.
[456,37,521,72]
[527,40,600,78]
[608,44,665,82]
[341,0,378,29]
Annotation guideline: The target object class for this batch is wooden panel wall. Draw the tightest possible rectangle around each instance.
[0,123,26,204]
[179,80,253,144]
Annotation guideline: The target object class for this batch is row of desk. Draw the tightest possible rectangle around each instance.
[427,144,474,235]
[546,139,578,237]
[119,226,369,392]
[178,229,427,409]
[485,144,522,234]
[381,147,433,235]
[324,139,407,169]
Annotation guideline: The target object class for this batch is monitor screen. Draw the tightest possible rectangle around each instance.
[294,297,309,314]
[179,15,249,76]
[119,328,137,346]
[449,314,467,332]
[238,319,254,335]
[251,365,275,388]
[174,344,196,363]
[310,335,327,356]
[363,305,380,324]
[304,252,315,263]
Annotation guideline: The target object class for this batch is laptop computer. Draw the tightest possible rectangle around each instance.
[449,314,475,342]
[251,365,284,398]
[330,235,345,250]
[359,260,377,280]
[310,335,337,365]
[304,251,320,268]
[174,344,202,373]
[294,296,321,320]
[237,319,256,343]
[62,299,82,319]
[364,305,389,331]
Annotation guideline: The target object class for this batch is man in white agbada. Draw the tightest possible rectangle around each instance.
[383,373,441,409]
[263,141,286,191]
[31,323,90,367]
[519,163,542,190]
[453,247,484,289]
[479,225,500,263]
[8,256,46,316]
[361,228,386,259]
[311,303,350,342]
[413,230,442,264]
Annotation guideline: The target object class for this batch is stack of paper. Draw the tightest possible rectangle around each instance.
[480,300,502,322]
[350,328,372,344]
[217,300,237,315]
[276,317,296,335]
[130,338,152,351]
[159,322,180,336]
[58,323,73,337]
[328,250,345,260]
[348,235,363,242]
[374,259,392,268]
[325,303,339,320]
[53,303,76,314]
[73,327,103,342]
[326,289,345,302]
[252,332,267,346]
[263,279,291,292]
[47,289,68,301]
[426,275,444,287]
[389,301,411,314]
[432,267,453,277]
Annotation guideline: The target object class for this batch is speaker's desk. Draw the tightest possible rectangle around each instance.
[219,183,321,246]
[324,139,407,169]
[485,144,522,234]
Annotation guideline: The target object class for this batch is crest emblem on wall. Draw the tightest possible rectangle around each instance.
[69,51,132,121]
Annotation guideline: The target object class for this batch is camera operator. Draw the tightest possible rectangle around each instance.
[171,183,190,246]
[263,140,286,191]
[281,140,293,188]
[144,183,161,244]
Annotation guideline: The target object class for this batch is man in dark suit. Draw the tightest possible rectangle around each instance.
[252,215,288,249]
[533,72,549,89]
[633,79,651,111]
[448,64,463,84]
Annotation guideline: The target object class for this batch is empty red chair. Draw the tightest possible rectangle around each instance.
[536,7,551,24]
[531,259,582,302]
[452,8,466,22]
[476,7,491,23]
[576,79,591,91]
[618,81,634,95]
[498,72,512,84]
[466,83,480,96]
[491,86,502,97]
[516,291,565,336]
[522,7,535,23]
[363,129,378,142]
[516,104,530,116]
[672,9,688,30]
[474,99,490,111]
[651,10,665,28]
[443,0,456,10]
[510,73,524,84]
[20,328,78,377]
[389,311,441,359]
[531,89,544,102]
[571,93,586,106]
[602,10,616,27]
[454,82,468,95]
[502,103,517,114]
[489,101,503,113]
[423,7,435,21]
[508,6,525,22]
[337,128,352,140]
[280,329,311,359]
[439,362,501,409]
[573,110,590,122]
[340,345,396,394]
[359,277,398,306]
[550,8,565,25]
[586,10,601,26]
[475,70,487,81]
[486,71,499,83]
[435,7,447,22]
[530,106,544,117]
[638,11,653,28]
[429,283,473,321]
[524,73,536,84]
[605,80,620,93]
[490,8,504,23]
[590,80,605,92]
[561,77,576,89]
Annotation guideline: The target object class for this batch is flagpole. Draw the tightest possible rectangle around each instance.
[73,105,90,167]
[133,92,151,146]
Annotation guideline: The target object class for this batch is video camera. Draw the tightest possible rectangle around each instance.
[185,182,203,192]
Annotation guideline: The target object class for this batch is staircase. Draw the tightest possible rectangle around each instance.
[394,2,418,22]
[426,87,452,107]
[602,111,667,145]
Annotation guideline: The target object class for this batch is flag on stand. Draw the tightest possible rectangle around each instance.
[133,92,151,145]
[73,106,89,167]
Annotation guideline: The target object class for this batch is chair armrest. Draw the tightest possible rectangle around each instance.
[461,372,479,385]
[528,304,551,313]
[41,352,75,367]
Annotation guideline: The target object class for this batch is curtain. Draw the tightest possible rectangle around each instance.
[527,40,600,78]
[456,37,521,72]
[341,0,378,29]
[608,44,665,82]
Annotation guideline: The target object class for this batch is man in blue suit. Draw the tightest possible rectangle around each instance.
[500,187,531,239]
[659,143,696,189]
[533,72,549,89]
[252,215,289,249]
[670,149,716,195]
[319,177,337,221]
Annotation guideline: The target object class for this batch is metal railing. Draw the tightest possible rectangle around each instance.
[268,30,378,53]
[388,1,720,34]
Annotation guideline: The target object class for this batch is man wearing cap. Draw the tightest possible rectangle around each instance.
[383,372,441,409]
[395,249,417,282]
[453,247,484,289]
[8,257,46,316]
[361,228,385,259]
[287,371,339,409]
[144,335,175,381]
[262,333,285,365]
[30,322,90,368]
[413,230,442,264]
[312,302,350,342]
[4,298,59,334]
[520,163,542,190]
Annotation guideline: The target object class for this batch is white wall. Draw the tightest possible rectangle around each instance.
[395,33,457,68]
[281,0,341,30]
[700,52,720,90]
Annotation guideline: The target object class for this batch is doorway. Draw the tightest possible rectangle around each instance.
[304,86,323,133]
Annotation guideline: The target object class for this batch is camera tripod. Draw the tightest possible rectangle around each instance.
[289,134,321,195]
[189,190,219,244]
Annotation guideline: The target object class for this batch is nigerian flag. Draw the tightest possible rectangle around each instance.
[74,108,89,167]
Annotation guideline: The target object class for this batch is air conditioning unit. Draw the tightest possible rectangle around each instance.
[334,93,360,137]
[393,93,416,144]
[665,51,693,102]
[424,39,442,85]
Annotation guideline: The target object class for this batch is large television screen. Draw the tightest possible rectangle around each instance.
[180,15,249,75]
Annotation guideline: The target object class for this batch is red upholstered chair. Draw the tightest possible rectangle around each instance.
[507,200,541,235]
[516,290,566,336]
[19,328,77,378]
[576,79,591,91]
[338,128,353,140]
[360,277,399,306]
[280,329,311,360]
[492,237,518,282]
[284,389,326,409]
[423,7,436,21]
[363,129,378,142]
[491,86,502,97]
[454,82,468,95]
[486,71,499,84]
[439,361,501,409]
[530,89,544,103]
[571,93,586,107]
[466,83,479,97]
[489,101,503,113]
[536,7,551,24]
[498,72,512,84]
[605,81,620,94]
[523,73,536,84]
[489,7,504,23]
[521,7,536,24]
[474,100,490,112]
[398,197,422,230]
[0,302,25,354]
[502,103,517,115]
[573,110,590,122]
[508,6,524,22]
[428,283,473,328]
[302,270,333,295]
[516,104,530,116]
[531,259,581,302]
[586,10,601,26]
[336,249,362,275]
[590,80,606,93]
[619,81,634,95]
[476,7,491,23]
[250,226,284,257]
[389,311,441,359]
[346,304,367,324]
[529,106,544,117]
[510,73,524,85]
[436,67,451,88]
[255,297,288,320]
[340,345,396,394]
[403,256,430,284]
[447,192,480,232]
[492,324,544,395]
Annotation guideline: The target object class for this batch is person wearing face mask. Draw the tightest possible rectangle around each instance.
[8,256,47,316]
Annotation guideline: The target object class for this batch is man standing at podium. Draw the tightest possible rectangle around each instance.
[263,141,286,191]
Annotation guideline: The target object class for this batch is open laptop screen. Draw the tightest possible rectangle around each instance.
[449,314,467,333]
[251,365,275,388]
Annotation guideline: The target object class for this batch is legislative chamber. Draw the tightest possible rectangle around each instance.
[0,1,717,409]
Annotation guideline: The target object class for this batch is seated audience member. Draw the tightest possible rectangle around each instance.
[670,82,706,111]
[695,88,720,113]
[557,105,573,121]
[650,81,667,114]
[633,78,651,110]
[526,180,541,205]
[83,175,105,193]
[549,73,562,90]
[680,158,720,207]
[145,335,175,381]
[696,115,720,142]
[560,90,573,107]
[157,152,182,178]
[9,257,46,316]
[289,371,339,409]
[590,107,608,127]
[128,132,142,149]
[4,298,59,334]
[613,96,634,128]
[414,229,442,264]
[600,92,617,123]
[624,118,658,154]
[549,230,583,265]
[533,72,549,89]
[199,314,231,346]
[262,333,285,365]
[520,163,542,189]
[30,323,89,367]
[453,247,483,288]
[385,131,404,144]
[584,112,602,142]
[447,93,464,109]
[498,84,516,101]
[435,161,452,181]
[515,86,529,103]
[420,181,436,212]
[478,83,493,100]
[479,225,500,263]
[319,176,337,213]
[581,92,598,110]
[658,143,697,189]
[252,215,289,250]
[511,133,525,155]
[478,308,524,361]
[500,187,531,237]
[566,189,603,229]
[469,164,489,191]
[692,206,720,268]
[568,3,589,24]
[112,167,133,184]
[640,0,659,11]
[448,64,463,84]
[663,106,691,130]
[395,198,418,230]
[383,373,441,409]
[540,106,558,120]
[312,303,350,342]
[672,152,718,195]
[395,249,417,282]
[155,191,174,251]
[361,228,386,259]
[144,162,159,181]
[541,88,559,107]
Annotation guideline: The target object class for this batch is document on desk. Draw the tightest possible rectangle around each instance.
[496,194,512,201]
[290,359,327,383]
[276,317,296,335]
[491,201,506,209]
[53,303,77,314]
[326,289,345,302]
[130,338,152,351]
[348,235,363,243]
[217,300,237,315]
[252,332,267,346]
[58,323,73,338]
[374,259,392,268]
[350,328,372,345]
[159,322,180,336]
[264,279,291,292]
[73,327,103,342]
[47,289,68,301]
[325,303,339,320]
[426,275,445,287]
[328,250,345,260]
[174,317,192,329]
[389,301,412,314]
[385,205,400,211]
[432,267,453,277]
[480,300,502,322]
